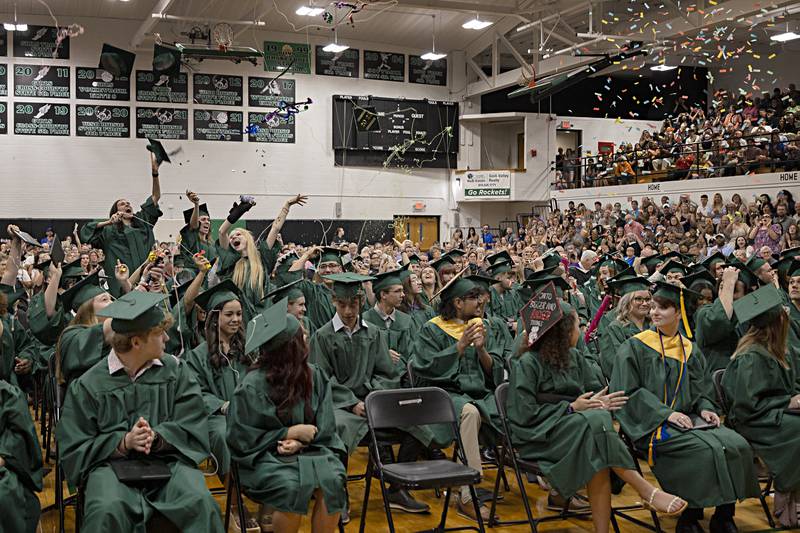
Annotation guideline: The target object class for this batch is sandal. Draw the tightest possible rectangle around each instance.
[644,488,687,516]
[232,513,261,533]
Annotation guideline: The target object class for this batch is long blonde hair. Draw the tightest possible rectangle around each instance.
[733,307,789,366]
[231,229,265,299]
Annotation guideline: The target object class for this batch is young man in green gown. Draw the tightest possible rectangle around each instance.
[56,292,224,533]
[361,270,417,374]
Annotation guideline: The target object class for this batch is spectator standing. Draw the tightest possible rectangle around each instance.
[749,213,782,255]
[481,225,495,247]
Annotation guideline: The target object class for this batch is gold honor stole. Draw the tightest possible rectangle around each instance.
[429,316,475,340]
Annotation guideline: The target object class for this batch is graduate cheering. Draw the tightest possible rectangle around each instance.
[611,282,759,533]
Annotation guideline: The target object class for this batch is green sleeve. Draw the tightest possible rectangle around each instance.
[0,382,43,491]
[79,220,106,249]
[695,299,736,346]
[59,324,106,385]
[412,323,463,387]
[507,354,572,444]
[722,350,791,428]
[576,347,605,391]
[227,376,290,469]
[28,292,69,346]
[309,329,360,409]
[610,339,674,442]
[369,330,401,391]
[686,346,717,414]
[310,367,346,457]
[137,196,163,226]
[257,239,281,277]
[599,322,627,380]
[183,344,226,416]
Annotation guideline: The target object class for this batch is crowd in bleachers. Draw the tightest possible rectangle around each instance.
[555,84,800,189]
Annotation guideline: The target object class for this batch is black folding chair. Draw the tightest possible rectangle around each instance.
[712,368,776,528]
[361,387,485,533]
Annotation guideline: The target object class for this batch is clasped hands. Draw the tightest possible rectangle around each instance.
[279,424,318,456]
[570,387,629,412]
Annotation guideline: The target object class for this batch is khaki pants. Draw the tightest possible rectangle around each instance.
[459,403,482,504]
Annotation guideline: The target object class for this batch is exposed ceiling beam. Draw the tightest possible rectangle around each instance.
[498,32,534,74]
[467,57,492,87]
[131,0,176,48]
[393,0,523,15]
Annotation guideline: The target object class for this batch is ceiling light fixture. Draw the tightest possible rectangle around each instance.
[422,14,447,61]
[463,14,492,30]
[296,5,325,16]
[771,31,800,41]
[651,64,677,71]
[323,27,349,53]
[4,4,27,31]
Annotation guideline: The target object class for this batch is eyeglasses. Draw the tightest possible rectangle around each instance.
[632,297,652,303]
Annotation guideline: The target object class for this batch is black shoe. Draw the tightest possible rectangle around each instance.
[709,515,738,533]
[475,487,503,503]
[480,447,496,463]
[387,489,430,514]
[676,518,705,533]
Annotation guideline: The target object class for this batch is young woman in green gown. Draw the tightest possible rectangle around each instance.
[397,271,436,334]
[721,284,800,508]
[598,277,651,380]
[227,302,345,533]
[611,282,759,533]
[508,299,686,533]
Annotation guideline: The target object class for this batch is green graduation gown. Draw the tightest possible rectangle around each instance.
[297,280,337,332]
[177,225,218,272]
[413,318,505,446]
[1,315,30,387]
[488,286,520,323]
[27,292,69,347]
[215,240,280,322]
[507,348,635,498]
[362,307,416,373]
[610,331,759,508]
[226,365,347,515]
[599,319,646,380]
[80,197,162,297]
[721,345,800,493]
[184,342,251,473]
[56,353,223,533]
[404,303,437,335]
[0,379,43,533]
[58,324,110,385]
[694,299,740,373]
[309,319,400,453]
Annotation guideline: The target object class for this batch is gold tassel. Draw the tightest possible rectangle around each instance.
[680,288,692,339]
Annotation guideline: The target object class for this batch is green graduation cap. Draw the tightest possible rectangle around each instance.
[486,250,512,267]
[147,138,172,166]
[264,279,304,305]
[432,267,474,303]
[540,250,564,271]
[152,42,182,79]
[607,267,637,283]
[62,258,86,280]
[732,284,784,325]
[99,43,136,78]
[521,274,570,292]
[488,258,513,276]
[168,277,194,308]
[594,254,628,274]
[183,203,210,225]
[658,260,692,277]
[641,254,665,271]
[682,270,717,291]
[465,273,498,292]
[318,247,347,266]
[195,279,241,312]
[60,270,105,313]
[771,256,795,278]
[780,246,800,260]
[244,298,301,354]
[371,269,404,294]
[274,251,302,286]
[787,259,800,278]
[606,276,651,297]
[700,251,726,269]
[97,291,169,334]
[406,253,422,265]
[723,258,758,290]
[430,254,457,273]
[446,249,466,260]
[652,281,699,338]
[323,272,374,299]
[745,254,768,273]
[660,250,690,263]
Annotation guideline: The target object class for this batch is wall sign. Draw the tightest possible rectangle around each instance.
[14,101,70,136]
[193,109,243,142]
[0,102,7,134]
[315,46,359,78]
[13,26,69,59]
[248,77,295,108]
[0,64,6,96]
[75,67,130,101]
[135,70,188,103]
[263,41,310,74]
[0,29,7,57]
[135,107,188,139]
[248,111,295,143]
[76,105,130,138]
[462,170,512,200]
[14,64,70,98]
[192,73,242,107]
[409,55,447,86]
[363,51,404,82]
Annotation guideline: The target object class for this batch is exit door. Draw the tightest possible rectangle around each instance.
[394,216,440,251]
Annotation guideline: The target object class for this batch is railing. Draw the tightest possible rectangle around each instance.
[551,131,798,189]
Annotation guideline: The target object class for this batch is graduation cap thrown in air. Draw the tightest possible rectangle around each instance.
[147,138,172,166]
[99,43,136,78]
[152,43,182,79]
[11,228,42,248]
[182,204,210,225]
[59,270,105,313]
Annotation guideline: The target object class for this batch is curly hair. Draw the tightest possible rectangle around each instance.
[521,310,577,372]
[257,329,314,425]
[439,288,482,321]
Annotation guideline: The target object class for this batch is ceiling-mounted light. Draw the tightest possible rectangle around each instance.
[771,31,800,42]
[422,14,447,61]
[651,64,677,71]
[323,27,349,53]
[296,5,325,16]
[4,4,27,31]
[462,14,492,30]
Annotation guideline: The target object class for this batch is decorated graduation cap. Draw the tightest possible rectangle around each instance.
[732,284,784,325]
[146,138,172,166]
[658,260,692,277]
[520,281,569,346]
[651,281,700,339]
[371,269,405,294]
[183,203,210,225]
[264,279,304,304]
[152,43,182,79]
[486,250,512,267]
[273,251,302,286]
[60,270,105,313]
[195,279,241,311]
[97,291,168,334]
[318,247,347,266]
[682,270,717,291]
[244,298,301,354]
[99,43,135,78]
[323,272,374,299]
[606,276,651,297]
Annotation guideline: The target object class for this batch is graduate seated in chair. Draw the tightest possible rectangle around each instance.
[508,285,687,533]
[721,284,800,526]
[611,282,760,533]
[413,270,506,522]
[0,378,44,533]
[361,269,417,374]
[309,273,432,521]
[227,299,345,533]
[56,291,224,533]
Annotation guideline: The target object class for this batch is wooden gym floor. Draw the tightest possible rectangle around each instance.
[37,425,784,533]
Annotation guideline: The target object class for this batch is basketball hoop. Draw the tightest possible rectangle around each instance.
[212,23,233,52]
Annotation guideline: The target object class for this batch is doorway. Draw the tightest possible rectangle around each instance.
[556,128,583,185]
[394,215,440,251]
